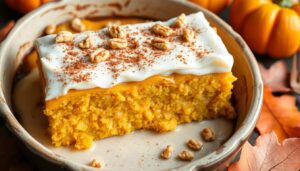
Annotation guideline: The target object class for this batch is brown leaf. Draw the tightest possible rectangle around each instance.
[228,132,300,171]
[0,21,15,42]
[258,61,291,93]
[256,86,300,142]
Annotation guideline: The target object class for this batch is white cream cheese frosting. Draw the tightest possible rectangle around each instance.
[35,12,234,101]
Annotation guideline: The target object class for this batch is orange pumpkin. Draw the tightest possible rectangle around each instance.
[189,0,232,14]
[5,0,51,14]
[294,3,300,14]
[230,0,300,58]
[293,3,300,51]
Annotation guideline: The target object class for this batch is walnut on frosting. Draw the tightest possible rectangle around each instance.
[173,13,186,28]
[152,24,173,37]
[45,24,56,35]
[71,18,86,32]
[108,38,128,49]
[108,25,126,38]
[183,28,195,42]
[55,31,74,43]
[151,38,170,50]
[79,36,94,49]
[89,48,110,63]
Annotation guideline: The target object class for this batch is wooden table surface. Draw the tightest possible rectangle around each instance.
[0,0,285,170]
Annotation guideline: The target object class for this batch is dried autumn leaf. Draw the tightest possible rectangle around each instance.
[256,86,300,142]
[0,21,15,42]
[228,132,300,171]
[258,61,291,93]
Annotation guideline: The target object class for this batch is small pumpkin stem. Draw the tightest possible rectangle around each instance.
[274,0,294,7]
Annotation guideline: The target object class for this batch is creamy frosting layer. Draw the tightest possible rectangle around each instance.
[35,12,233,101]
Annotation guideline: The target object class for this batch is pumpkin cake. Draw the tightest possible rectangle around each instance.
[35,12,236,150]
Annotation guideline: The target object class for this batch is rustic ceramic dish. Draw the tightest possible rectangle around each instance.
[0,0,263,170]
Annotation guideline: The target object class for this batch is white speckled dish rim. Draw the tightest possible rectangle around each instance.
[0,0,263,170]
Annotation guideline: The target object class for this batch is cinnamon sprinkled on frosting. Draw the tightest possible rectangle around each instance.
[35,12,233,100]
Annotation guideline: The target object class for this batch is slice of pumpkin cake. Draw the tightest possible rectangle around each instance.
[35,12,236,149]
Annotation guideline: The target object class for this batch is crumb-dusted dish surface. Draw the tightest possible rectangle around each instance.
[34,12,236,149]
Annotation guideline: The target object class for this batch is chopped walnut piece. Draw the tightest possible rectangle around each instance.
[108,25,126,38]
[89,48,110,63]
[71,18,86,32]
[79,36,94,49]
[173,13,186,28]
[187,139,202,151]
[177,150,194,161]
[183,29,195,42]
[45,24,56,35]
[108,38,127,49]
[90,159,102,168]
[152,24,173,37]
[160,145,173,160]
[201,127,215,142]
[56,31,74,43]
[151,38,170,50]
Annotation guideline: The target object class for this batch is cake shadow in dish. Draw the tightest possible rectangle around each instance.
[13,69,234,170]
